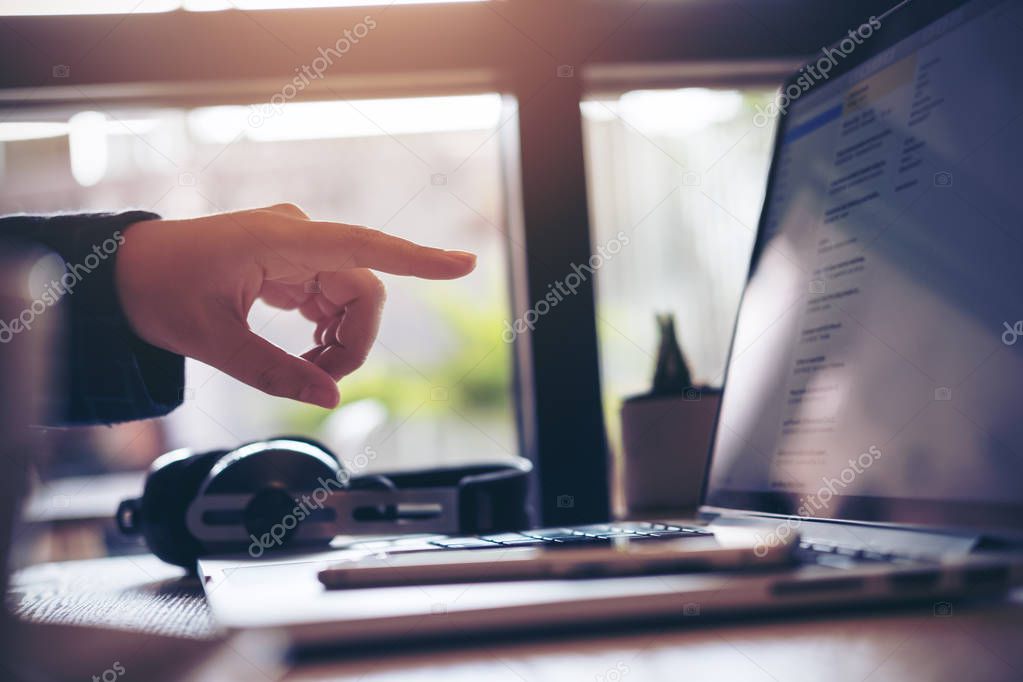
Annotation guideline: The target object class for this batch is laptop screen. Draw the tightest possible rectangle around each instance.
[704,0,1023,532]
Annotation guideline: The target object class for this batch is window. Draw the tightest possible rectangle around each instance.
[0,94,517,474]
[582,87,776,479]
[0,0,881,536]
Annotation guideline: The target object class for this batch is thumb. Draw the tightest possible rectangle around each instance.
[207,324,340,408]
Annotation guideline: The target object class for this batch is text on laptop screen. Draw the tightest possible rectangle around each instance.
[705,0,1023,529]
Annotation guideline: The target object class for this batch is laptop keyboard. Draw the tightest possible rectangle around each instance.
[427,521,712,550]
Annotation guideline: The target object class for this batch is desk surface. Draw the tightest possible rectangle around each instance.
[9,554,1023,682]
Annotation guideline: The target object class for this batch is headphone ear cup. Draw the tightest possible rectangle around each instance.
[136,449,227,569]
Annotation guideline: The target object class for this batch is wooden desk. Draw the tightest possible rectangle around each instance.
[8,555,1023,682]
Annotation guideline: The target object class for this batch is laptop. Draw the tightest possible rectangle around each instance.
[200,0,1023,649]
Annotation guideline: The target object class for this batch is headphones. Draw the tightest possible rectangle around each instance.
[116,437,532,568]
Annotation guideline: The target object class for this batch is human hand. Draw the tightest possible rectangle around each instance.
[114,204,476,408]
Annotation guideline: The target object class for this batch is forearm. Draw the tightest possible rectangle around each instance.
[0,212,184,424]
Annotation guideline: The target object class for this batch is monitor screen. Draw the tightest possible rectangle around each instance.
[704,0,1023,532]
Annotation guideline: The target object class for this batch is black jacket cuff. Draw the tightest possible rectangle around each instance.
[0,211,185,424]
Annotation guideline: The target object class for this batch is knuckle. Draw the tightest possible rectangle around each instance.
[274,202,307,218]
[337,226,378,267]
[364,272,387,301]
[255,364,294,396]
[246,209,279,229]
[351,348,372,370]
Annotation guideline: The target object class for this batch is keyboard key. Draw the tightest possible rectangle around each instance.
[428,537,500,549]
[499,540,545,546]
[546,536,611,546]
[646,525,708,534]
[479,533,542,546]
[636,531,706,539]
[523,528,575,539]
[609,522,657,532]
[479,532,530,542]
[594,532,643,539]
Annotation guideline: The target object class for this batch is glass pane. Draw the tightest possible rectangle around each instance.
[0,94,516,476]
[582,87,776,472]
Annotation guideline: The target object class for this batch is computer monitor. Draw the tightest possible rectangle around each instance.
[703,0,1023,533]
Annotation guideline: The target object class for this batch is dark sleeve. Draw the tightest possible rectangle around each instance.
[0,212,184,425]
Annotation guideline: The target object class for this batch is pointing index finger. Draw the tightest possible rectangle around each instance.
[269,218,477,279]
